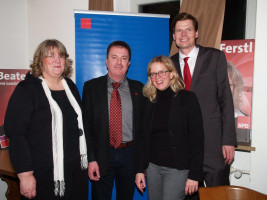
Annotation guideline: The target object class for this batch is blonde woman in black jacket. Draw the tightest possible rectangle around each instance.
[135,56,204,200]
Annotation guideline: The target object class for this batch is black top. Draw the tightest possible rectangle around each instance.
[135,89,204,181]
[150,87,175,168]
[4,73,83,174]
[51,90,80,162]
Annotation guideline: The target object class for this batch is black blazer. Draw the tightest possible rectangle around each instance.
[171,45,237,158]
[82,75,143,176]
[135,90,204,181]
[4,73,82,174]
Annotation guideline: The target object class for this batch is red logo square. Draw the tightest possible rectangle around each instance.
[81,18,91,29]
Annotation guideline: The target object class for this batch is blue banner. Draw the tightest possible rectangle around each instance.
[75,10,169,200]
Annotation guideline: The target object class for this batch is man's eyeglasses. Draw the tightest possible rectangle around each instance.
[150,70,170,79]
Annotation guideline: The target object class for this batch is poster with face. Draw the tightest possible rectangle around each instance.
[220,39,255,143]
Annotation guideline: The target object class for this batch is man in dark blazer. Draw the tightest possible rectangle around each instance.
[171,13,237,187]
[82,41,143,200]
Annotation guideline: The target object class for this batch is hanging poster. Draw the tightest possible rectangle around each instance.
[220,39,255,143]
[0,69,29,148]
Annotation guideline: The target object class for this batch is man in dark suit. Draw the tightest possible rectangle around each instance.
[82,41,143,200]
[171,13,237,187]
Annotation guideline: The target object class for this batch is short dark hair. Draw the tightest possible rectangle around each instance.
[106,41,131,61]
[171,12,198,33]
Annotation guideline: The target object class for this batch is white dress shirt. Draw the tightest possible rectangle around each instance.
[179,46,199,79]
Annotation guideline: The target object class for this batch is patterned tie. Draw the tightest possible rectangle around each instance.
[109,82,122,148]
[183,57,192,90]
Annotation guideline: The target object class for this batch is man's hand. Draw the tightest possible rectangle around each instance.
[17,171,36,199]
[222,145,235,164]
[185,179,198,196]
[135,173,146,192]
[88,161,101,181]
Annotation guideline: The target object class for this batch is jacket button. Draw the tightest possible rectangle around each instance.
[170,131,173,136]
[172,146,176,149]
[79,129,83,136]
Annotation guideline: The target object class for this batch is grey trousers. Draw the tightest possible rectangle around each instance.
[146,162,189,200]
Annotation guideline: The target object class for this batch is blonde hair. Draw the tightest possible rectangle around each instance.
[143,56,184,102]
[30,39,73,78]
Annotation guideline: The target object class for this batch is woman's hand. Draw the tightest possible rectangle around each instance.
[17,171,36,199]
[185,178,198,196]
[135,173,146,192]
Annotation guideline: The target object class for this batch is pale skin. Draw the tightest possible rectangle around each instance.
[17,171,36,199]
[228,73,251,116]
[223,145,235,165]
[19,48,65,198]
[88,161,100,181]
[173,19,235,164]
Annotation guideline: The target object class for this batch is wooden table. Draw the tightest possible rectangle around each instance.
[0,149,21,200]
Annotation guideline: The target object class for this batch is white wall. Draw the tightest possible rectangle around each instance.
[27,0,88,81]
[229,0,256,188]
[0,0,28,69]
[250,0,267,194]
[230,0,267,194]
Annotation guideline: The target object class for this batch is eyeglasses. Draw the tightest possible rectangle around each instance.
[150,70,170,79]
[45,54,65,63]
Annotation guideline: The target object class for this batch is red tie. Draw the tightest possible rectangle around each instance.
[183,57,192,90]
[109,82,122,148]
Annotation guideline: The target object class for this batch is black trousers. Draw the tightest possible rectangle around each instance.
[203,156,230,186]
[91,145,135,200]
[185,156,230,200]
[23,158,88,200]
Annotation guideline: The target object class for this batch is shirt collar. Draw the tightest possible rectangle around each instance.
[179,46,199,60]
[107,74,127,87]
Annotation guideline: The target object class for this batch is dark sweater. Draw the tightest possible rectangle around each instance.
[51,90,80,162]
[135,89,204,181]
[4,73,82,174]
[150,87,175,168]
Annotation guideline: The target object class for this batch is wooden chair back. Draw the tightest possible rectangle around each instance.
[199,185,267,200]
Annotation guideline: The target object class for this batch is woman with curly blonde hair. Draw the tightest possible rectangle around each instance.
[135,55,204,200]
[143,55,184,102]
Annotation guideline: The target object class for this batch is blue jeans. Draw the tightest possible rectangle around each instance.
[91,145,135,200]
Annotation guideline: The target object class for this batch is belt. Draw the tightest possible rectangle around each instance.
[110,141,133,149]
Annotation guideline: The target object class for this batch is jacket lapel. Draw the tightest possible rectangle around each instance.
[128,79,139,118]
[99,76,109,129]
[190,45,205,91]
[173,53,183,78]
